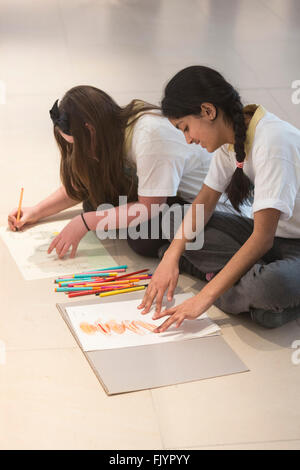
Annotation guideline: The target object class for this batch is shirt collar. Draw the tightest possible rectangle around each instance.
[228,104,267,154]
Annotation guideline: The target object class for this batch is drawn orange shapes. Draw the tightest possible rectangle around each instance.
[96,321,111,335]
[133,320,157,332]
[79,322,98,334]
[106,320,126,334]
[80,319,157,336]
[122,320,145,335]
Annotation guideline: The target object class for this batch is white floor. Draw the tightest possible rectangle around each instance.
[0,0,300,450]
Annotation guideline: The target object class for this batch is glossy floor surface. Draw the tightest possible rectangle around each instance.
[0,0,300,450]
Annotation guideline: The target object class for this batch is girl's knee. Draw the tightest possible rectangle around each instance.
[249,265,296,310]
[251,307,300,328]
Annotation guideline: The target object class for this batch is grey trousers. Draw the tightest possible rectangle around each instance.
[173,211,300,324]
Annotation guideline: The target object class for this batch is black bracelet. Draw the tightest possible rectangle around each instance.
[81,212,90,231]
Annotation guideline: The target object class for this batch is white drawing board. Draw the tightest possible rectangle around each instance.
[65,293,220,352]
[57,291,249,395]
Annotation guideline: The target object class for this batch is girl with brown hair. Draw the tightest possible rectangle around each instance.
[8,85,234,258]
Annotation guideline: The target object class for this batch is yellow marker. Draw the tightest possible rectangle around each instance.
[99,285,146,297]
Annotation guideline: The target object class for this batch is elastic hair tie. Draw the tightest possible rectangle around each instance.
[81,213,90,231]
[236,161,244,169]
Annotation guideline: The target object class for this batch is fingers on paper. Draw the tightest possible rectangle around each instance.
[70,243,78,258]
[139,284,158,314]
[48,234,78,259]
[59,243,70,259]
[153,306,175,320]
[154,289,165,314]
[56,239,66,257]
[48,234,60,254]
[155,309,184,333]
[167,278,177,302]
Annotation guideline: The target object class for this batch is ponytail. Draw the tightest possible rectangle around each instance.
[161,66,253,212]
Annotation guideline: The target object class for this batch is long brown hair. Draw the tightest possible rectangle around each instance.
[53,86,159,209]
[161,66,253,212]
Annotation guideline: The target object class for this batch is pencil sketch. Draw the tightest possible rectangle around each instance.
[0,219,116,280]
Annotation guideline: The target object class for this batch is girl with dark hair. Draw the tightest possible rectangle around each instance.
[8,85,235,257]
[139,66,300,329]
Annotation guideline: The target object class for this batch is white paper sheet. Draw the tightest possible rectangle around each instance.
[0,220,116,280]
[65,293,221,352]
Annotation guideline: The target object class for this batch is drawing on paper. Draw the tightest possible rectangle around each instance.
[65,294,221,352]
[0,219,116,280]
[80,319,156,336]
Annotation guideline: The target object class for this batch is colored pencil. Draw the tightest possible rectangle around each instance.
[56,282,135,293]
[60,279,134,287]
[56,265,128,279]
[99,285,146,297]
[55,277,95,284]
[54,273,117,283]
[57,276,111,283]
[72,282,134,288]
[100,269,149,283]
[16,187,24,229]
[73,272,118,279]
[67,284,132,298]
[68,289,104,298]
[68,290,102,298]
[119,274,152,280]
[55,286,99,292]
[61,276,151,287]
[55,270,124,281]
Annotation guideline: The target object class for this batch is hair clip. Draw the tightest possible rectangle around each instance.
[236,161,244,169]
[49,99,71,135]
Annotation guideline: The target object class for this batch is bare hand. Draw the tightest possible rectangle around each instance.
[138,252,179,315]
[47,215,88,259]
[8,206,39,231]
[153,293,213,333]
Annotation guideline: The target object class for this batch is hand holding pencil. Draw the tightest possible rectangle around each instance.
[8,205,39,231]
[8,189,39,231]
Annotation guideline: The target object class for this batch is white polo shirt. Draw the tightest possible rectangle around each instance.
[127,112,251,216]
[204,105,300,238]
[128,112,210,202]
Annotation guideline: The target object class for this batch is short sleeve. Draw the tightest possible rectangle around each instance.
[253,156,298,220]
[134,131,187,198]
[204,146,235,193]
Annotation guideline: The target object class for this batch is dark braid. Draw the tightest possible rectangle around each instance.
[161,66,253,212]
[225,96,253,212]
